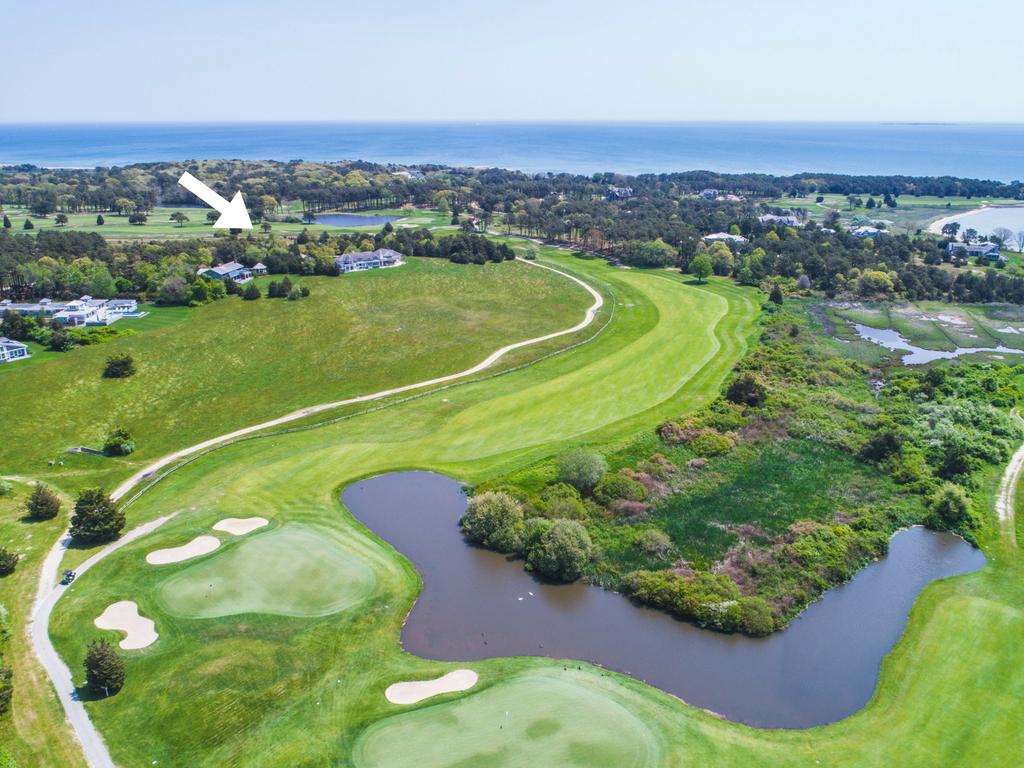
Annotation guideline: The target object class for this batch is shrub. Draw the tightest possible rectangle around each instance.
[0,666,11,716]
[69,489,124,544]
[84,639,125,696]
[0,481,11,497]
[726,372,768,406]
[521,517,554,553]
[738,597,776,636]
[593,473,648,506]
[103,426,135,456]
[0,549,18,577]
[538,483,586,519]
[689,430,735,457]
[555,449,608,493]
[103,353,136,379]
[26,483,61,521]
[459,491,524,553]
[636,529,673,559]
[242,282,261,300]
[925,483,977,532]
[525,519,592,581]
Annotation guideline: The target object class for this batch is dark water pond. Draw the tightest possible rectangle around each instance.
[852,322,1024,365]
[344,471,985,728]
[314,212,399,227]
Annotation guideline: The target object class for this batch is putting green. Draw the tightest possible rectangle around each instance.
[352,671,662,768]
[155,524,376,618]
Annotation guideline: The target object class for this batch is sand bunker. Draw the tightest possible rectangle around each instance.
[386,670,479,705]
[146,535,220,565]
[94,601,158,650]
[212,517,269,536]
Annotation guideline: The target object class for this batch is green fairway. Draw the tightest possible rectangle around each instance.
[156,524,376,619]
[1,205,452,239]
[0,257,592,488]
[352,670,663,768]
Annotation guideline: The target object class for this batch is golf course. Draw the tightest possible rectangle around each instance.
[6,248,1022,767]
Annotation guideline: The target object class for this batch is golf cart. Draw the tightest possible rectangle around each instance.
[60,569,76,585]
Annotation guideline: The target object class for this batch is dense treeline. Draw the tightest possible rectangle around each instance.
[0,226,510,301]
[3,159,1023,303]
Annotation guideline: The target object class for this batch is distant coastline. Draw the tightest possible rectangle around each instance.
[3,121,1024,179]
[927,204,1024,235]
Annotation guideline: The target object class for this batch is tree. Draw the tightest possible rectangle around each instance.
[103,426,135,456]
[556,448,608,493]
[242,282,261,300]
[157,276,189,305]
[941,222,960,239]
[459,491,524,553]
[48,327,73,352]
[96,214,105,226]
[128,213,147,225]
[260,222,272,233]
[26,483,61,521]
[206,211,219,224]
[103,353,136,379]
[526,519,592,581]
[55,213,69,226]
[991,227,1014,246]
[0,548,18,577]
[169,212,189,228]
[925,483,977,531]
[69,488,124,544]
[302,210,316,225]
[2,215,10,229]
[1016,231,1024,253]
[22,218,33,230]
[769,284,784,305]
[690,252,713,283]
[84,639,125,697]
[726,372,767,406]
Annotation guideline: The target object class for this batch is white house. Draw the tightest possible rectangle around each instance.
[251,262,268,276]
[703,232,748,245]
[0,337,29,363]
[850,226,888,239]
[198,261,253,283]
[334,248,405,274]
[1,296,140,325]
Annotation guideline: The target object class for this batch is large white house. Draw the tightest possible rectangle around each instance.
[334,248,405,274]
[0,337,29,363]
[702,232,748,245]
[1,296,139,326]
[947,241,1004,263]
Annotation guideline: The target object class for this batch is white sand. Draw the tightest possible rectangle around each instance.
[212,517,269,536]
[385,669,479,704]
[145,535,220,565]
[94,601,158,650]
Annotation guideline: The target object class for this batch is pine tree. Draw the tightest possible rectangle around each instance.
[0,548,18,577]
[26,483,61,521]
[243,282,261,300]
[96,214,105,226]
[2,215,10,229]
[769,284,784,305]
[69,489,124,544]
[84,639,125,696]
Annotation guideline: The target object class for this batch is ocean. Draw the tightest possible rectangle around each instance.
[2,122,1024,181]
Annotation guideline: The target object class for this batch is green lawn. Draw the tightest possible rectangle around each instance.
[46,256,761,767]
[0,257,592,490]
[1,205,453,240]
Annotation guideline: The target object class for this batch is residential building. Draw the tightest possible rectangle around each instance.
[948,241,1005,263]
[759,214,800,227]
[0,337,29,363]
[702,232,748,245]
[607,185,635,200]
[850,226,888,239]
[198,261,253,283]
[251,262,268,276]
[334,248,405,274]
[0,296,140,326]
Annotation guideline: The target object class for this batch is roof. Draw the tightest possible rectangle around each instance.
[252,262,267,269]
[336,248,404,264]
[703,232,748,243]
[0,337,27,347]
[206,261,249,276]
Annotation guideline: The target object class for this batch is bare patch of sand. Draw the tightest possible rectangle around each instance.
[385,670,479,704]
[94,601,158,650]
[146,535,220,565]
[212,517,269,536]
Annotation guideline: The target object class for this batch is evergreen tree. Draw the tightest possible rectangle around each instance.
[84,639,125,696]
[26,483,61,521]
[769,284,784,305]
[69,489,124,544]
[96,214,105,226]
[243,282,261,300]
[22,219,33,230]
[2,215,10,229]
[103,353,136,378]
[266,280,279,298]
[0,548,18,577]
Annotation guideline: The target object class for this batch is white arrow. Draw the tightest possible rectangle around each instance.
[177,171,252,229]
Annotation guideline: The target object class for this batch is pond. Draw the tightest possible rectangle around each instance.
[344,471,985,729]
[313,212,400,227]
[851,322,1024,365]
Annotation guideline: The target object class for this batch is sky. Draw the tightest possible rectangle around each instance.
[3,0,1023,123]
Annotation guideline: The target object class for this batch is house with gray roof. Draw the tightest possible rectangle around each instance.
[0,337,29,363]
[334,248,405,274]
[198,261,253,283]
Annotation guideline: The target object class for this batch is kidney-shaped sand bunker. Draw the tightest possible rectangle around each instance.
[155,524,376,619]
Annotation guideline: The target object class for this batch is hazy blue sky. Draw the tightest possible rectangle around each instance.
[3,0,1022,122]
